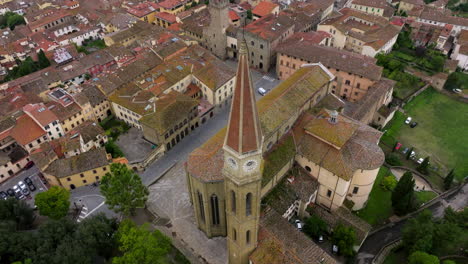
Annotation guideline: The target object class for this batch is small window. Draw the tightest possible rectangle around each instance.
[357,83,361,89]
[93,170,97,174]
[67,178,71,182]
[345,80,351,85]
[246,193,252,216]
[327,190,332,197]
[353,187,359,194]
[80,174,84,178]
[246,230,251,244]
[233,228,237,241]
[83,180,87,184]
[95,176,100,180]
[103,167,107,171]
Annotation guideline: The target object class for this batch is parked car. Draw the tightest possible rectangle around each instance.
[405,117,412,124]
[6,188,15,197]
[332,245,339,254]
[24,177,33,185]
[417,158,425,164]
[24,161,34,169]
[0,191,7,200]
[402,147,409,154]
[258,87,267,96]
[13,185,24,200]
[18,181,26,190]
[453,88,462,94]
[395,142,402,150]
[294,219,303,231]
[21,188,30,196]
[410,151,416,157]
[410,122,418,128]
[318,235,324,243]
[28,183,36,192]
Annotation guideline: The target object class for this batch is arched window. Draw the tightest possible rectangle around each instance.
[246,193,252,216]
[231,190,236,213]
[211,194,220,225]
[233,228,237,241]
[197,191,205,222]
[305,166,311,172]
[246,230,251,244]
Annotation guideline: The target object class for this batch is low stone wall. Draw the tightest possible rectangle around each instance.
[260,158,294,198]
[373,239,402,264]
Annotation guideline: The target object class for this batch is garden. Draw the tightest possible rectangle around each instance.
[380,88,468,184]
[376,30,447,99]
[100,116,130,158]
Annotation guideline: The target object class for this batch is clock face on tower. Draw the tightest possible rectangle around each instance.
[227,157,238,170]
[243,160,258,172]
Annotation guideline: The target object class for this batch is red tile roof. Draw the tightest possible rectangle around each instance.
[11,115,46,146]
[229,10,240,21]
[23,103,58,127]
[155,12,177,23]
[252,1,279,17]
[159,0,185,10]
[126,2,160,18]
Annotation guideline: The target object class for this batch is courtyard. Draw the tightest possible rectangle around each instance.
[381,88,468,181]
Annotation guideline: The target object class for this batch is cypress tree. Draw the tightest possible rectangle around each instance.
[444,169,455,190]
[392,171,415,215]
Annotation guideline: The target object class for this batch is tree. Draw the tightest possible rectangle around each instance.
[392,171,415,215]
[35,186,70,220]
[417,157,430,175]
[331,224,356,257]
[443,169,455,190]
[408,251,439,264]
[37,49,50,68]
[403,210,434,254]
[0,198,35,230]
[406,147,414,160]
[112,220,171,264]
[443,207,468,228]
[105,140,124,158]
[381,175,397,191]
[303,215,328,239]
[100,163,149,216]
[432,220,462,256]
[443,261,456,264]
[386,153,402,166]
[247,9,253,20]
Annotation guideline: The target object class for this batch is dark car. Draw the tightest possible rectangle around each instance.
[21,188,30,197]
[6,188,15,197]
[28,183,36,192]
[410,122,418,128]
[0,191,7,200]
[24,161,35,169]
[24,177,33,185]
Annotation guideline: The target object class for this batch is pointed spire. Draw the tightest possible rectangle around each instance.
[224,39,262,155]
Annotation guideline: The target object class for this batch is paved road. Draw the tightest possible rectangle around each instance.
[357,183,468,264]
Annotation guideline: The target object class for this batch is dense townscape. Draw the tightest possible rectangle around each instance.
[0,0,466,263]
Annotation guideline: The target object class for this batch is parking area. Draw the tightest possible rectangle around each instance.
[0,166,49,206]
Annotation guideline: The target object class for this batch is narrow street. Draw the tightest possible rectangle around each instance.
[357,183,468,264]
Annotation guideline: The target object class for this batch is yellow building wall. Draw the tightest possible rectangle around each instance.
[347,168,379,210]
[351,4,384,16]
[56,165,110,190]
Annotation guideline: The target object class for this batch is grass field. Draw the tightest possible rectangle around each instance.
[382,88,468,181]
[355,167,394,226]
[415,191,437,206]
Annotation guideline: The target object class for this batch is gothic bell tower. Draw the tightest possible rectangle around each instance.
[223,39,263,264]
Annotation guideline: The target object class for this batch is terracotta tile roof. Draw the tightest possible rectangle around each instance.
[276,38,382,80]
[458,30,468,45]
[252,1,279,17]
[159,0,186,9]
[29,142,58,170]
[229,10,240,21]
[401,0,425,6]
[295,110,384,180]
[126,2,159,18]
[244,13,295,42]
[155,12,177,23]
[250,208,337,264]
[22,103,58,127]
[419,6,468,27]
[44,148,109,178]
[225,41,262,154]
[11,114,46,146]
[28,10,72,30]
[352,0,388,9]
[71,121,105,143]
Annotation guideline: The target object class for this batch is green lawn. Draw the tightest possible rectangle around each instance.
[382,88,468,181]
[355,167,394,226]
[415,191,437,206]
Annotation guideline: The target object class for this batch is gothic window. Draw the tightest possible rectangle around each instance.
[233,228,237,241]
[211,194,220,225]
[327,190,332,197]
[246,193,252,216]
[231,190,236,213]
[197,191,205,222]
[246,230,251,244]
[345,80,351,85]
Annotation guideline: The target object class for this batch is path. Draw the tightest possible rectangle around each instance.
[391,168,433,192]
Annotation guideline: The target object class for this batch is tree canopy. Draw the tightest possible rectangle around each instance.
[35,186,71,220]
[392,171,415,215]
[303,215,328,239]
[0,198,35,230]
[0,12,25,30]
[100,163,149,216]
[408,251,439,264]
[331,224,356,257]
[112,220,171,264]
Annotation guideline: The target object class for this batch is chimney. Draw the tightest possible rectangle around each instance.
[329,110,338,124]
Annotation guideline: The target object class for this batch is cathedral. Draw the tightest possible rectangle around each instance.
[186,37,384,263]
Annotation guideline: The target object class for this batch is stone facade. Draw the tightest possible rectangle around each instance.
[203,0,230,59]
